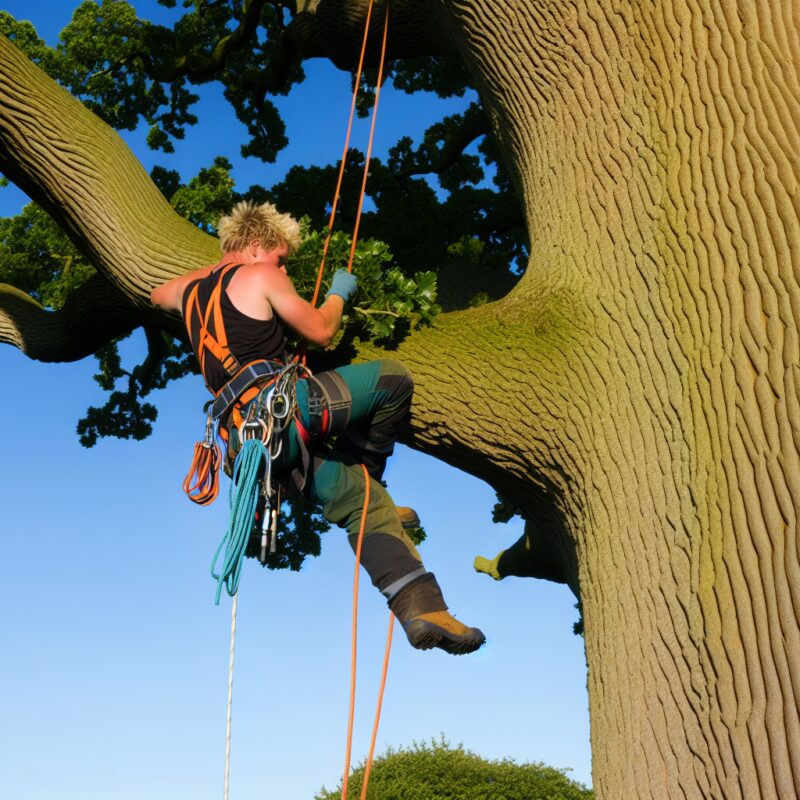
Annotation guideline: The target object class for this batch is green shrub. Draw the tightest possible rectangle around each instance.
[315,737,593,800]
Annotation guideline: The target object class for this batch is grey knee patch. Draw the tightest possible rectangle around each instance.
[357,532,425,596]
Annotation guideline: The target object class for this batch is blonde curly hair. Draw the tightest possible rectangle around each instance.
[217,201,302,254]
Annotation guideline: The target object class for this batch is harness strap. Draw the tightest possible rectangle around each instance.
[307,371,352,437]
[290,371,352,493]
[291,414,314,492]
[185,263,243,387]
[211,360,280,422]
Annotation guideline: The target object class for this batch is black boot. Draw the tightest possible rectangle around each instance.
[389,573,486,656]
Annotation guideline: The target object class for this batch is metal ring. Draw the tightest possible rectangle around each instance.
[270,392,290,419]
[239,418,268,442]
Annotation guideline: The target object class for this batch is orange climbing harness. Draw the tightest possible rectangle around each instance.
[181,261,289,507]
[183,262,244,383]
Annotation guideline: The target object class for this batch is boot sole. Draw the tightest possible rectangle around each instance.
[403,619,486,655]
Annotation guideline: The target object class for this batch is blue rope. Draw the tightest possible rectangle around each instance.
[210,438,266,604]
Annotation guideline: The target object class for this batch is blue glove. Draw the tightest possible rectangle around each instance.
[325,269,358,304]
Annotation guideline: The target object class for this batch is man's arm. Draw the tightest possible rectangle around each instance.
[264,266,345,347]
[150,263,216,312]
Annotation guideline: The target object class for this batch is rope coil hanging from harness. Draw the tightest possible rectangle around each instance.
[210,437,266,604]
[183,407,222,505]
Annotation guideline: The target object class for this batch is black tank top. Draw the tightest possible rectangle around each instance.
[182,264,287,393]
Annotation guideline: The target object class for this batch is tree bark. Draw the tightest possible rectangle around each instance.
[433,1,800,797]
[0,274,139,361]
[2,1,800,797]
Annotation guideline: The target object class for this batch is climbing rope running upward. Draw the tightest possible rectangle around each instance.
[339,467,395,800]
[309,0,378,307]
[336,4,394,798]
[341,464,372,800]
[360,615,394,799]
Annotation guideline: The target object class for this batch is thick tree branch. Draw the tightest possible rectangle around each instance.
[138,0,269,83]
[254,1,458,100]
[252,17,302,97]
[0,34,220,316]
[0,274,139,362]
[395,107,490,179]
[276,1,453,70]
[474,519,573,586]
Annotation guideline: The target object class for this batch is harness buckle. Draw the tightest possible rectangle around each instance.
[307,395,325,417]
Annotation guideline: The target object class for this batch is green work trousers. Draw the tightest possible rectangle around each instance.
[292,359,428,597]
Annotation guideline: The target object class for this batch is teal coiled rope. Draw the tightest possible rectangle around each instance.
[211,438,266,604]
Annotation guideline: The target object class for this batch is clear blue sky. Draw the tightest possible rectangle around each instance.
[0,3,592,798]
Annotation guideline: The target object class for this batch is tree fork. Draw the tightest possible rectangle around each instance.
[0,30,582,508]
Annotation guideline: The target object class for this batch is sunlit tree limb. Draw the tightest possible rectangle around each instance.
[0,275,138,362]
[0,33,219,312]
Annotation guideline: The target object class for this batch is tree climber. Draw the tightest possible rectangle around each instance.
[151,201,485,655]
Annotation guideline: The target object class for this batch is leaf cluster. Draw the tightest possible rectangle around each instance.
[288,224,441,347]
[315,737,594,800]
[3,1,527,298]
[245,489,330,571]
[76,331,195,447]
[0,203,94,310]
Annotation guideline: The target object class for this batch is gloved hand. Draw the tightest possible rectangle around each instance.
[325,269,358,304]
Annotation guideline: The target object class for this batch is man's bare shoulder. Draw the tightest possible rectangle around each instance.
[238,260,292,292]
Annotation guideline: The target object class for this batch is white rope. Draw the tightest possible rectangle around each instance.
[224,592,238,800]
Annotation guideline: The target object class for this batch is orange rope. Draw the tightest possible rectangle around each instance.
[359,614,394,800]
[297,7,393,798]
[341,464,372,800]
[310,0,377,307]
[347,1,390,275]
[341,467,395,800]
[183,441,221,505]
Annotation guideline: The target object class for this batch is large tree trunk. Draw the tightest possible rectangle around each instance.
[437,1,800,797]
[2,1,800,797]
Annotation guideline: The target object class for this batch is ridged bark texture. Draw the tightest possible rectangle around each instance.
[0,34,219,319]
[437,1,800,797]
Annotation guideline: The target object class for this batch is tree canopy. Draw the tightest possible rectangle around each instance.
[0,0,525,422]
